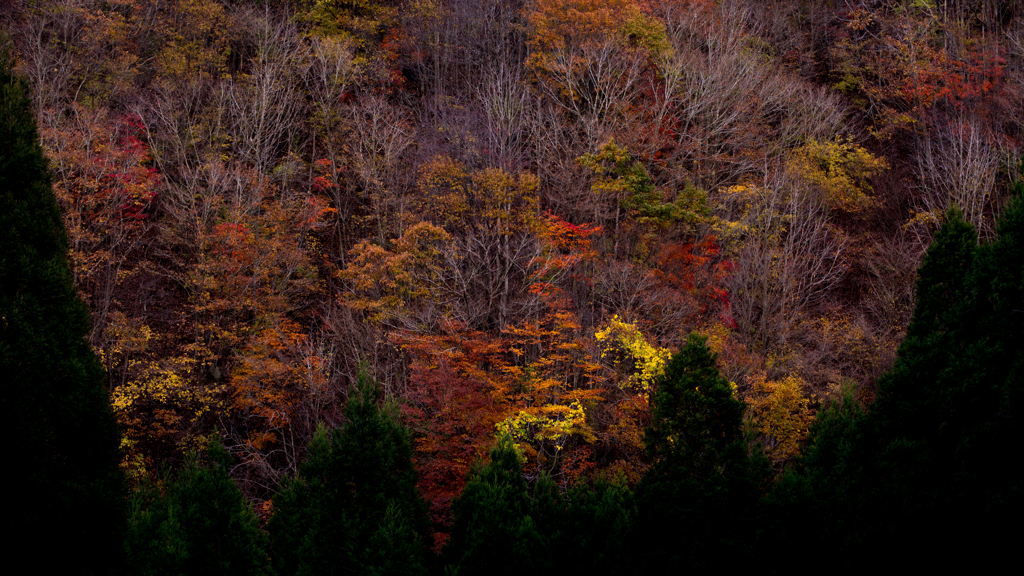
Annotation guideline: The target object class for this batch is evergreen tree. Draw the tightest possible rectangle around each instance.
[447,440,639,576]
[529,472,568,575]
[775,183,1024,569]
[268,369,431,576]
[125,436,274,576]
[872,207,978,441]
[557,475,635,576]
[447,436,636,576]
[758,385,865,570]
[780,209,993,566]
[0,44,124,571]
[444,433,541,576]
[634,334,769,571]
[868,194,1021,560]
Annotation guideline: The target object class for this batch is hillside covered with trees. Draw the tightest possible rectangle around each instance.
[2,0,1022,572]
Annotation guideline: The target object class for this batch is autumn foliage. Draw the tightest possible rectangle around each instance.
[4,0,1023,570]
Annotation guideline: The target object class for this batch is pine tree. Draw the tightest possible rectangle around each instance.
[776,185,1024,569]
[634,334,769,571]
[556,475,635,576]
[1,44,124,572]
[125,437,274,576]
[268,369,431,576]
[445,433,541,576]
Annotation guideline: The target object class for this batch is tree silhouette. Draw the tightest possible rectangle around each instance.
[1,45,124,573]
[635,334,768,572]
[269,368,431,575]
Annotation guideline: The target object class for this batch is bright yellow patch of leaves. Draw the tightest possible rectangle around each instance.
[496,399,590,446]
[787,138,888,213]
[595,315,670,393]
[745,371,814,465]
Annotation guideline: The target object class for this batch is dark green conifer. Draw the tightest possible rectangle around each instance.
[558,475,634,576]
[447,438,636,576]
[529,471,567,574]
[758,385,865,569]
[125,437,274,576]
[775,181,1024,569]
[445,434,541,576]
[634,334,769,571]
[268,369,430,576]
[1,43,124,572]
[868,193,1022,558]
[873,207,978,441]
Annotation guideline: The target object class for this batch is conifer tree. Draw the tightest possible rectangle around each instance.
[445,433,541,576]
[776,182,1024,568]
[868,193,1021,559]
[125,437,273,576]
[873,207,978,441]
[528,472,573,575]
[553,475,635,576]
[447,437,637,576]
[634,334,769,571]
[1,44,124,572]
[268,369,430,576]
[758,384,864,569]
[776,210,990,565]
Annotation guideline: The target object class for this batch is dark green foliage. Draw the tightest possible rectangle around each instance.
[634,334,769,571]
[644,334,748,468]
[527,472,637,576]
[447,436,636,576]
[904,207,978,339]
[774,185,1024,567]
[268,370,431,576]
[0,45,124,572]
[825,209,989,560]
[798,385,865,481]
[869,195,1022,558]
[528,472,567,574]
[125,437,274,576]
[862,209,983,550]
[445,434,541,575]
[552,476,635,576]
[874,207,978,439]
[758,386,866,567]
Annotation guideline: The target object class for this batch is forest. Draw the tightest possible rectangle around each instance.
[2,0,1022,573]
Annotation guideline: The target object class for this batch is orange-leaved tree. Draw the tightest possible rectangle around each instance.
[44,107,159,348]
[526,0,668,121]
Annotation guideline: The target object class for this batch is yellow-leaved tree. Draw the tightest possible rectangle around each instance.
[786,136,888,213]
[495,301,604,478]
[745,371,815,466]
[595,314,671,394]
[592,315,671,481]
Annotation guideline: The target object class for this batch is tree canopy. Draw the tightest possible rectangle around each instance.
[1,43,124,574]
